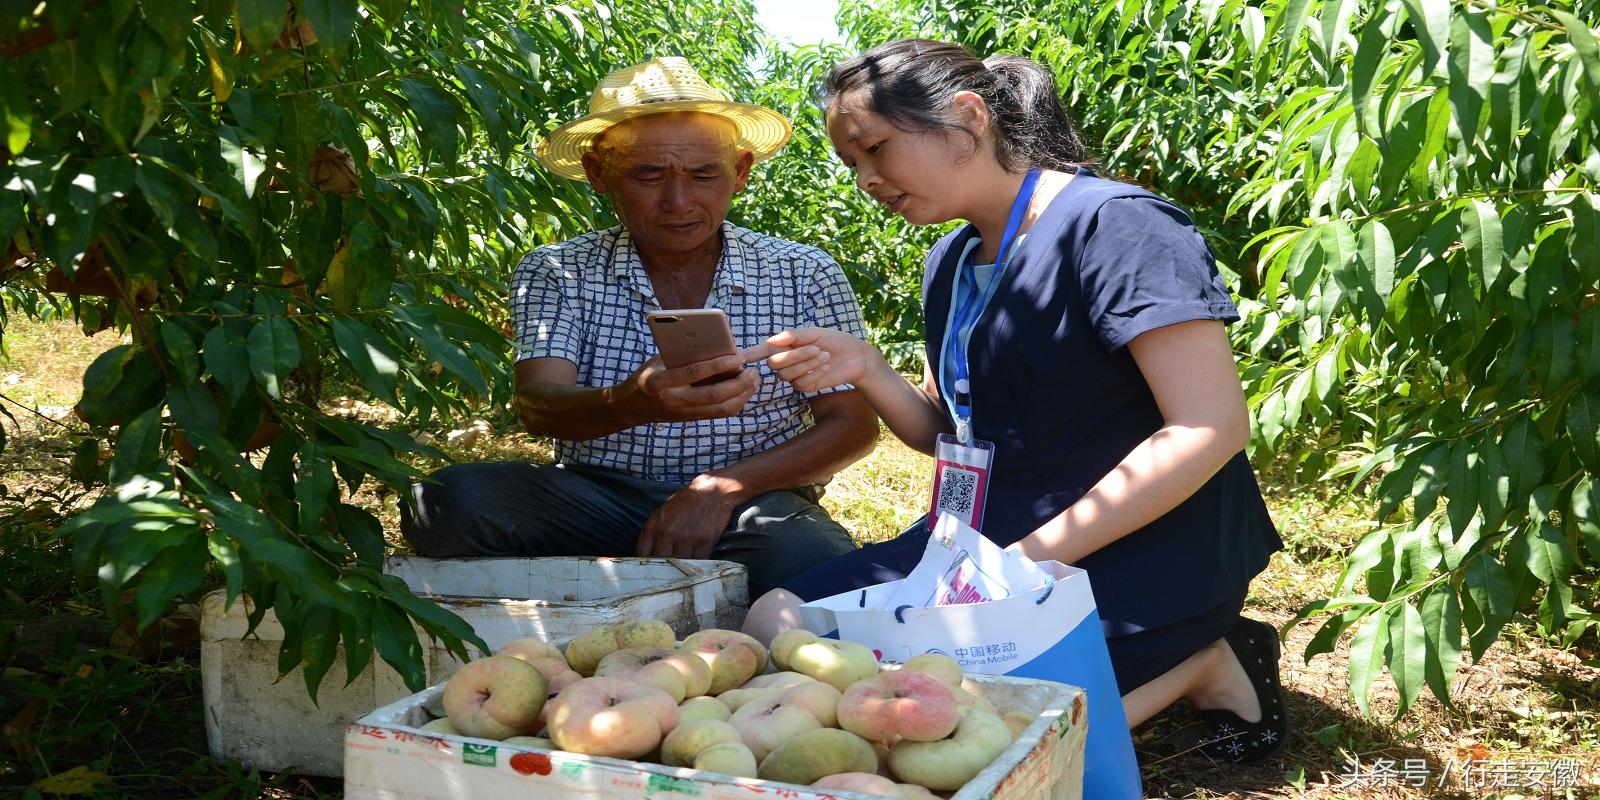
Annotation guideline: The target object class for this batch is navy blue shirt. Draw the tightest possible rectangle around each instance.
[922,171,1281,634]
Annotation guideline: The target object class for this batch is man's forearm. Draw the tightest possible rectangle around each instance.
[695,400,878,506]
[514,380,642,441]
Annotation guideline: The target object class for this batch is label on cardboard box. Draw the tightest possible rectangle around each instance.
[463,743,496,767]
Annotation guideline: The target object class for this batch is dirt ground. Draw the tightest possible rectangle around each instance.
[2,316,1597,799]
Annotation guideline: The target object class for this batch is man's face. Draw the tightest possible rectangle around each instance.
[582,113,755,261]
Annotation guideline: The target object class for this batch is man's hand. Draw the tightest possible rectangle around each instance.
[636,475,742,558]
[619,354,761,424]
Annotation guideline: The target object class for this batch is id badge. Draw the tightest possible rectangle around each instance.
[926,433,995,532]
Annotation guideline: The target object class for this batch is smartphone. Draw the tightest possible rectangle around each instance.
[646,308,742,385]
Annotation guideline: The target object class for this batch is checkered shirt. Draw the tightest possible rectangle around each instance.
[511,222,868,484]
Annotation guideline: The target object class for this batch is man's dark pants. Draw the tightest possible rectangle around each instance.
[399,462,858,597]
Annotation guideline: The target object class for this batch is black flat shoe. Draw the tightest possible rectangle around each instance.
[1195,617,1290,764]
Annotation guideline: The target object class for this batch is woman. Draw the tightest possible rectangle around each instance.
[743,39,1289,764]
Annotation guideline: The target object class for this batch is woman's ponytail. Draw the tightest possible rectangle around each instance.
[981,55,1095,172]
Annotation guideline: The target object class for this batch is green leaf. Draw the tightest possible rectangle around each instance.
[1574,194,1599,285]
[79,346,163,426]
[372,600,425,691]
[1478,438,1510,529]
[1410,442,1448,520]
[400,78,460,165]
[453,64,505,149]
[1462,552,1513,659]
[1447,8,1493,150]
[237,0,288,53]
[1411,517,1443,575]
[1411,87,1452,189]
[393,305,488,398]
[1445,440,1478,539]
[1320,219,1357,296]
[1420,586,1462,707]
[321,444,415,487]
[134,534,209,630]
[330,318,402,404]
[1277,0,1314,57]
[335,504,386,567]
[139,0,193,48]
[299,606,340,703]
[1348,611,1390,718]
[294,196,344,292]
[247,318,301,400]
[207,495,357,615]
[135,156,218,263]
[380,574,487,661]
[1318,0,1356,64]
[179,429,262,505]
[1566,389,1600,474]
[227,90,281,149]
[369,0,406,24]
[339,597,375,684]
[1398,0,1449,75]
[1550,9,1600,95]
[43,33,100,117]
[1460,200,1502,291]
[1527,519,1574,584]
[0,62,31,155]
[201,30,237,102]
[203,323,251,402]
[207,530,245,608]
[167,378,222,435]
[1507,416,1546,506]
[219,124,266,199]
[157,323,200,385]
[295,442,335,534]
[1304,606,1371,660]
[1524,487,1574,583]
[102,516,198,594]
[109,406,165,486]
[1574,477,1600,564]
[1385,601,1426,717]
[1339,529,1390,594]
[1439,514,1482,571]
[1349,0,1392,132]
[298,0,358,55]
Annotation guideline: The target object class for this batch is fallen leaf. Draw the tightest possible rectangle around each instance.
[4,696,44,761]
[31,765,113,794]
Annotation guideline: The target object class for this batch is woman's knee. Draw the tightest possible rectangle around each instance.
[741,588,805,645]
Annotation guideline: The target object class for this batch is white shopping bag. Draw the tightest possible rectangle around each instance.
[884,514,1052,609]
[800,559,1143,800]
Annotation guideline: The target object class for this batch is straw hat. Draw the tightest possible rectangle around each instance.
[536,57,793,181]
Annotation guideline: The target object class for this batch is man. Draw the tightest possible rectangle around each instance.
[400,58,879,596]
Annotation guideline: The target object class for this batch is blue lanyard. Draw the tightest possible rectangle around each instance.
[949,167,1041,444]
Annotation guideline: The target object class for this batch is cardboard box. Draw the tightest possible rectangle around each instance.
[344,672,1086,800]
[202,556,748,777]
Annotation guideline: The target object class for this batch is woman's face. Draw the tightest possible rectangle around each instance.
[825,95,984,226]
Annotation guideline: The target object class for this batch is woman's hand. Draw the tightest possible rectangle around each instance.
[748,327,953,456]
[747,328,887,393]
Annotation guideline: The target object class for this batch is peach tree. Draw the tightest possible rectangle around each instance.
[840,0,1600,715]
[0,0,764,698]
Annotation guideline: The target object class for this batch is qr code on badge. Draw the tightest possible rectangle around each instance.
[937,465,979,517]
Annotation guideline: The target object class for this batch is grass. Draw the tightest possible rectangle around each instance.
[2,315,1598,799]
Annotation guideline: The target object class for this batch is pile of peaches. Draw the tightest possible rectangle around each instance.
[417,620,1037,797]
